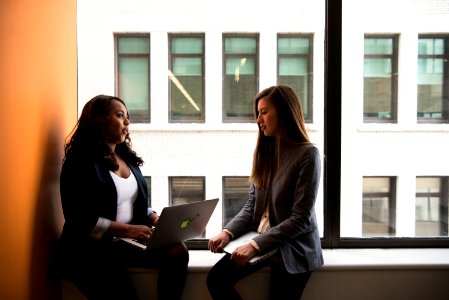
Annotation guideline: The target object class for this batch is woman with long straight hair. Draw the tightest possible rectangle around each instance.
[207,85,323,300]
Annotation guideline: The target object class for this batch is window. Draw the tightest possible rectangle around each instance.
[169,177,205,205]
[169,34,205,122]
[417,35,449,123]
[115,35,151,122]
[79,0,449,249]
[222,34,259,122]
[222,177,250,226]
[362,177,396,237]
[416,177,449,237]
[363,35,398,122]
[277,34,313,122]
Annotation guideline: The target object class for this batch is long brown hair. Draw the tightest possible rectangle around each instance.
[250,85,311,190]
[63,95,143,170]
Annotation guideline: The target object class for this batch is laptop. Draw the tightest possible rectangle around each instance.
[121,198,219,250]
[223,231,278,265]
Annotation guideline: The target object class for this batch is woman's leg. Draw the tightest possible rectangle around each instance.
[207,253,269,300]
[117,241,189,300]
[122,241,189,300]
[60,243,139,300]
[153,243,189,300]
[269,262,312,300]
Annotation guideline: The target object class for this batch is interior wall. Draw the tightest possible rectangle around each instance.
[0,1,77,299]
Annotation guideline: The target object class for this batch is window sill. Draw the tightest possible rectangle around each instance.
[128,248,449,273]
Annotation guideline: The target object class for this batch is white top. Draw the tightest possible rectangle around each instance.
[109,169,138,223]
[89,169,139,240]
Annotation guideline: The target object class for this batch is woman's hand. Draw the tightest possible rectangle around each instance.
[208,231,231,253]
[126,224,154,240]
[231,243,258,266]
[108,222,154,240]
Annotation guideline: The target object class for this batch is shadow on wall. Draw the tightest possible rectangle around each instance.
[29,123,65,300]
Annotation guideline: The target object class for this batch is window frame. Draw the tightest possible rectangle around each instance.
[168,33,206,123]
[362,176,397,237]
[277,33,314,123]
[112,1,449,250]
[114,33,151,123]
[222,33,259,123]
[325,0,449,248]
[363,34,399,123]
[416,176,449,236]
[417,34,449,124]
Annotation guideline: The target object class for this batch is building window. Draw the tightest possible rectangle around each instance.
[169,176,205,206]
[222,34,259,122]
[362,177,396,237]
[169,34,205,122]
[222,177,249,226]
[417,35,449,123]
[115,35,151,122]
[415,177,449,237]
[277,34,313,123]
[363,35,398,123]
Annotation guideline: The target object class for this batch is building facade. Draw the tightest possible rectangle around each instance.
[77,0,449,239]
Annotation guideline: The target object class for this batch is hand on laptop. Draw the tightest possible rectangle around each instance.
[230,243,258,266]
[130,225,154,240]
[208,231,231,253]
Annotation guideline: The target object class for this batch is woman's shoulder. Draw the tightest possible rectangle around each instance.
[62,152,101,175]
[287,142,319,155]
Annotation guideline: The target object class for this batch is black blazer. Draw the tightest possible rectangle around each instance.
[58,155,150,257]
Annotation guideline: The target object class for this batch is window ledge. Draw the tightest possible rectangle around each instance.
[129,248,449,274]
[318,248,449,270]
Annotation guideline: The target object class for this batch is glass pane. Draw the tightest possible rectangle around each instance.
[170,75,203,118]
[277,34,312,122]
[223,53,257,120]
[225,57,256,75]
[418,38,444,55]
[417,36,447,121]
[222,177,249,226]
[173,57,202,75]
[279,57,308,75]
[118,37,149,54]
[342,0,449,241]
[224,38,256,54]
[415,177,448,237]
[170,177,205,205]
[169,35,204,122]
[416,177,440,193]
[364,38,393,55]
[118,57,149,111]
[362,177,394,237]
[278,37,309,54]
[172,38,203,54]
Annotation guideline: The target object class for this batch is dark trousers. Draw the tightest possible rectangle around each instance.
[60,240,189,300]
[207,253,312,300]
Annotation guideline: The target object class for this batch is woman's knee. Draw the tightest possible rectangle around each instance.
[167,242,189,265]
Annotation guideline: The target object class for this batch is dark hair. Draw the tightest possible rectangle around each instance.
[63,95,143,170]
[250,85,311,189]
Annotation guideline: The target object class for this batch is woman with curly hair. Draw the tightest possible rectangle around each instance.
[56,95,188,300]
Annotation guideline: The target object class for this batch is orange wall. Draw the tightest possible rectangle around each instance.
[0,1,77,299]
